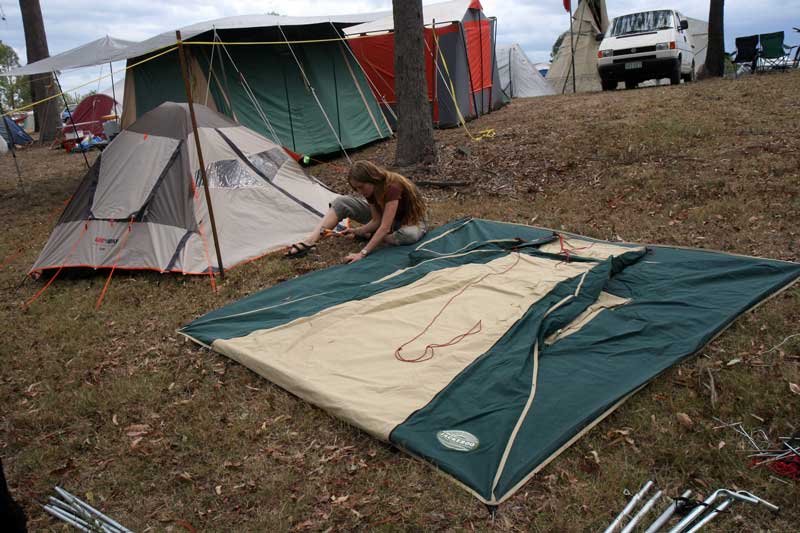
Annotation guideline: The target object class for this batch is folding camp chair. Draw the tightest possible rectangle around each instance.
[758,31,797,72]
[731,35,759,77]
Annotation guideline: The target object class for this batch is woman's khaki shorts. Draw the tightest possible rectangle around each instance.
[330,196,427,246]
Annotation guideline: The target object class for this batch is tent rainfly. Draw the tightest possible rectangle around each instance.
[496,44,555,98]
[31,102,338,276]
[180,217,800,505]
[345,0,506,128]
[548,0,609,93]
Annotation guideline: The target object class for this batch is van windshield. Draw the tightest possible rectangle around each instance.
[609,10,674,37]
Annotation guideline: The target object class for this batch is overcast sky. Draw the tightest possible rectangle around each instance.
[1,0,798,97]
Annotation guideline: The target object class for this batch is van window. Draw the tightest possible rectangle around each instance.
[609,10,674,37]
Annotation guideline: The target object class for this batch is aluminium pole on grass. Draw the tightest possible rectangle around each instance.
[176,30,225,279]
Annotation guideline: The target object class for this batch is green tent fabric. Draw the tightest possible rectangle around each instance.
[180,218,800,504]
[130,28,391,157]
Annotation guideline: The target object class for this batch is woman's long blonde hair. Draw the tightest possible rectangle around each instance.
[348,161,426,225]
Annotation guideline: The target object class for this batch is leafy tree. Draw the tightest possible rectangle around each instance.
[0,41,30,110]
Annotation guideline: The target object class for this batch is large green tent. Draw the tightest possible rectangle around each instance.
[180,218,800,504]
[121,19,392,157]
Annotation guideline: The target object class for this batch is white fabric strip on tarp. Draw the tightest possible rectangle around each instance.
[211,253,599,441]
[91,131,180,219]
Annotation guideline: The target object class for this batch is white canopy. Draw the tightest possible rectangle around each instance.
[345,0,481,35]
[2,36,135,76]
[4,12,390,77]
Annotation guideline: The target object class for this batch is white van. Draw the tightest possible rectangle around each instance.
[596,9,696,90]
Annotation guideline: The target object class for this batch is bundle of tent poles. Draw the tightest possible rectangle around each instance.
[602,480,779,533]
[43,486,132,533]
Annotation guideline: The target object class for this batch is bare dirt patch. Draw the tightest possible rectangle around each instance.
[1,72,798,531]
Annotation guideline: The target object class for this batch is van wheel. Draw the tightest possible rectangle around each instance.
[683,61,696,83]
[670,59,682,85]
[625,80,638,90]
[601,80,617,91]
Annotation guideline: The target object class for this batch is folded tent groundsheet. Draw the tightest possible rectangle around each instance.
[180,218,800,504]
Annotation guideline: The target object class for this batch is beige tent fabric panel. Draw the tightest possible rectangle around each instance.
[120,70,137,128]
[216,126,282,157]
[212,254,597,440]
[273,164,340,215]
[539,238,644,262]
[545,291,630,345]
[184,187,326,272]
[186,128,239,173]
[92,131,181,219]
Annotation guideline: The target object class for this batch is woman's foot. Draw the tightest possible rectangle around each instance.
[284,242,316,259]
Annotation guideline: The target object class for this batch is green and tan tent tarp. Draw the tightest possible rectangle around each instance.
[180,218,800,504]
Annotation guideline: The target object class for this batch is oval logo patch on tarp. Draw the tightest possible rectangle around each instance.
[437,430,479,452]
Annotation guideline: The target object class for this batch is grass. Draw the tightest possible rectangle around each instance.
[1,71,799,531]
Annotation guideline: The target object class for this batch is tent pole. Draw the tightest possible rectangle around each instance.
[458,22,479,120]
[54,73,91,170]
[0,109,23,186]
[108,62,119,125]
[478,10,485,116]
[568,2,577,94]
[176,30,225,279]
[489,17,497,110]
[431,19,438,125]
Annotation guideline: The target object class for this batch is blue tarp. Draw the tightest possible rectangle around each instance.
[0,116,33,147]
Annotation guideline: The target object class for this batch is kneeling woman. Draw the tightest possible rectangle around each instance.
[286,161,427,263]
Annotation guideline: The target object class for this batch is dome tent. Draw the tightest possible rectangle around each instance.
[31,102,338,276]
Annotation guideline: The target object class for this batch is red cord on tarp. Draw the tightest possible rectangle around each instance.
[394,252,522,363]
[556,233,595,263]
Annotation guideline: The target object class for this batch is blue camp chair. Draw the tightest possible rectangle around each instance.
[758,31,798,72]
[731,35,759,77]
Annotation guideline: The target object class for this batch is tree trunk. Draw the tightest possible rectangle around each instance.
[705,0,725,77]
[392,0,436,167]
[19,0,60,141]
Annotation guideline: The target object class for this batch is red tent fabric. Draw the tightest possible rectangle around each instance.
[64,94,117,139]
[345,0,501,128]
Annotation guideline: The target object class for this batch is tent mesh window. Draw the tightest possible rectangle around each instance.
[201,160,264,188]
[247,148,290,181]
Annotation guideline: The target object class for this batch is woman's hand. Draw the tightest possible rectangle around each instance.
[339,228,359,240]
[344,252,363,264]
